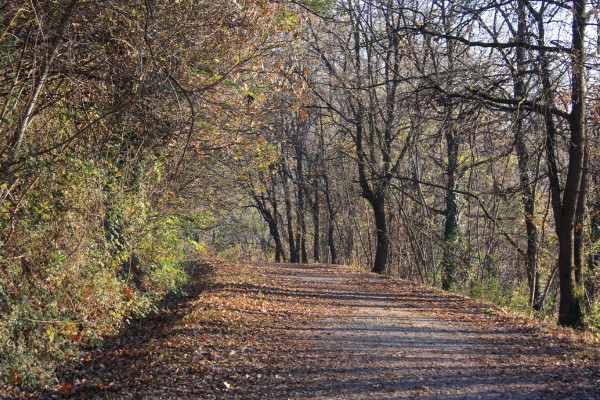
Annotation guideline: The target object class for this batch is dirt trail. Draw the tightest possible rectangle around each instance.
[23,261,600,399]
[274,263,599,399]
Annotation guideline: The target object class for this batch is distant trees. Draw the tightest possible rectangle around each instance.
[304,0,418,273]
[401,0,594,327]
[259,0,599,329]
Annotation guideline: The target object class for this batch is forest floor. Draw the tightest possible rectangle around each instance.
[14,260,600,399]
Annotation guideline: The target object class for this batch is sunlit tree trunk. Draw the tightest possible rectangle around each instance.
[441,125,460,290]
[554,0,587,327]
[514,0,541,309]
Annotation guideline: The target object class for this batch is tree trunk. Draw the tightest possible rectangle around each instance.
[514,0,541,309]
[311,178,321,263]
[270,218,284,263]
[295,150,308,263]
[535,0,587,327]
[441,127,460,290]
[253,195,285,263]
[574,145,589,285]
[324,174,338,265]
[355,114,389,274]
[517,143,541,309]
[270,217,284,263]
[282,164,298,262]
[556,0,587,327]
[371,195,388,274]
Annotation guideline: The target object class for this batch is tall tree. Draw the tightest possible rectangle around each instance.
[404,0,592,326]
[305,0,413,273]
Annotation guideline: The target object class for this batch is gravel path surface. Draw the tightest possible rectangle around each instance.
[286,264,599,399]
[17,261,600,399]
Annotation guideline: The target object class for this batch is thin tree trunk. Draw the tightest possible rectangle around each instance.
[574,145,588,284]
[253,195,284,263]
[311,177,320,263]
[355,113,389,273]
[269,174,286,263]
[324,174,338,265]
[439,5,461,291]
[281,164,298,262]
[516,127,541,309]
[515,0,541,309]
[295,149,308,263]
[441,126,460,290]
[5,0,79,167]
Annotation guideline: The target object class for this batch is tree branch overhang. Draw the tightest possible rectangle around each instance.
[403,26,571,54]
[464,86,571,121]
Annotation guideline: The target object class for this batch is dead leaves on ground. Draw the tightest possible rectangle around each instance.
[18,260,600,399]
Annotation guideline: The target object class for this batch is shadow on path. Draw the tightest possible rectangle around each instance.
[18,261,600,400]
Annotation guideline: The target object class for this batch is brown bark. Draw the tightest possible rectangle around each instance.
[556,0,587,327]
[514,0,541,309]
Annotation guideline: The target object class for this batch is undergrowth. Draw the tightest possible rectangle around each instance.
[0,155,194,391]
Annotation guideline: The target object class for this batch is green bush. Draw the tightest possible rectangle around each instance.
[584,299,600,338]
[0,155,190,389]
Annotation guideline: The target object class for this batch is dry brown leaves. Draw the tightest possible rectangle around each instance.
[9,260,600,399]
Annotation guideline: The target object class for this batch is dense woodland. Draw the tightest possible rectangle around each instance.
[1,0,600,388]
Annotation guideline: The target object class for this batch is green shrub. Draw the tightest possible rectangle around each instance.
[584,299,600,338]
[0,155,190,389]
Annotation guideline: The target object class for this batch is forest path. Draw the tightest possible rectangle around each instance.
[32,260,600,399]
